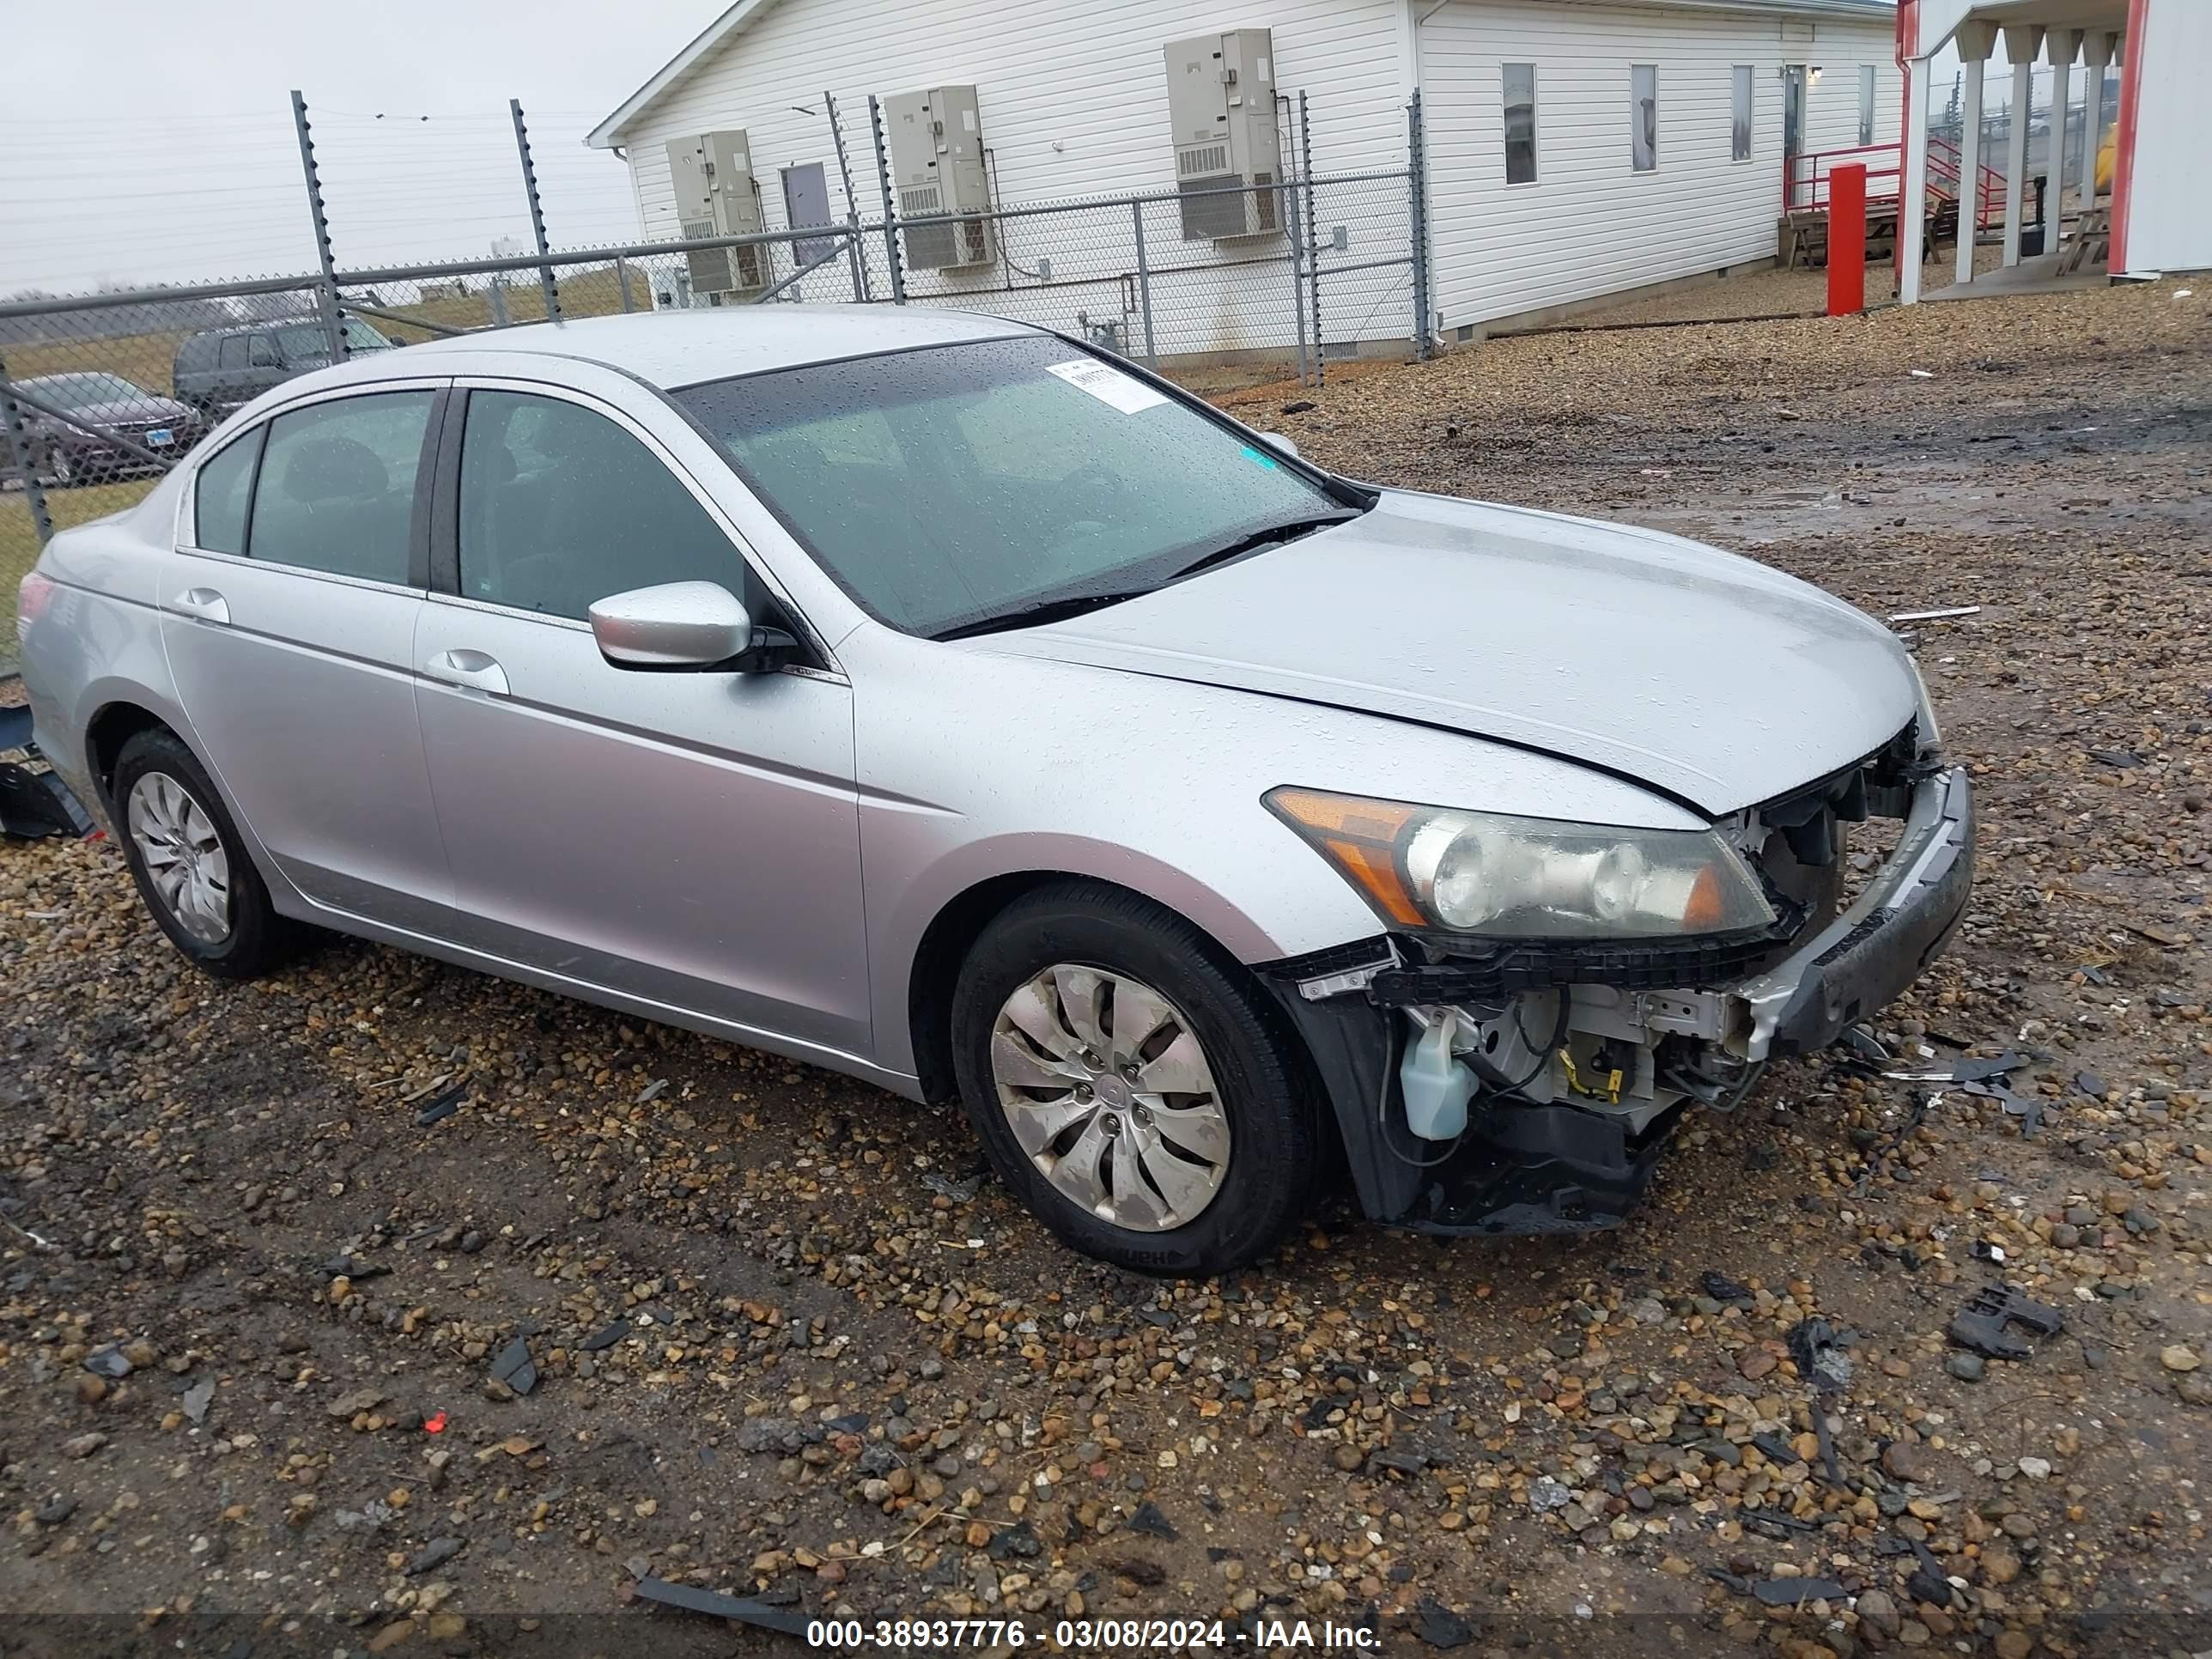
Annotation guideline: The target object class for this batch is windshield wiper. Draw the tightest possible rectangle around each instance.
[931,589,1153,641]
[931,511,1363,642]
[1167,510,1363,580]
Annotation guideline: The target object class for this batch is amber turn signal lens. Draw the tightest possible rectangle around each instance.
[1265,788,1426,927]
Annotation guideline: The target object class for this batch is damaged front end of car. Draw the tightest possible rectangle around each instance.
[1261,726,1975,1236]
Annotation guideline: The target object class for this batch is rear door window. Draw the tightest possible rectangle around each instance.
[247,392,435,585]
[218,337,247,370]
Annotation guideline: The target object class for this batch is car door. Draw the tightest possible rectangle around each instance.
[160,381,454,933]
[412,381,870,1058]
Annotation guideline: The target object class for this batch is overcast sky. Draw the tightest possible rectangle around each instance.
[3,2,2088,299]
[1,0,720,295]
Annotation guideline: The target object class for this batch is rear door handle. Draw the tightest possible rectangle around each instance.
[422,647,510,696]
[170,587,229,625]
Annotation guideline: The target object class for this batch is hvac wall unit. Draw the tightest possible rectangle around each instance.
[885,86,994,270]
[666,131,771,298]
[1164,29,1282,242]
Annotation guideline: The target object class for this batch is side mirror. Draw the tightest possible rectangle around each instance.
[588,580,791,672]
[1258,430,1301,460]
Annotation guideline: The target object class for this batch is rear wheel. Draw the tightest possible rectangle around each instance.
[112,728,301,979]
[951,881,1321,1275]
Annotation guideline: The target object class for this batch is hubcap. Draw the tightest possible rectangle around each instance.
[127,772,231,945]
[988,965,1231,1233]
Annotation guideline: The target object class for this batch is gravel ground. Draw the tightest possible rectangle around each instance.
[3,276,2209,1659]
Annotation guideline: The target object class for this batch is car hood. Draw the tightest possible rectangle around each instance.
[977,491,1919,815]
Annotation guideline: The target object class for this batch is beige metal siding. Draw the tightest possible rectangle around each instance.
[611,0,1416,354]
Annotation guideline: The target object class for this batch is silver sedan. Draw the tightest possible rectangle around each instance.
[17,307,1971,1273]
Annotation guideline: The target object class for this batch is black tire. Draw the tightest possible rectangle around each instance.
[111,727,301,979]
[951,880,1322,1276]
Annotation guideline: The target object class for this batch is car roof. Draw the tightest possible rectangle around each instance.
[392,305,1039,388]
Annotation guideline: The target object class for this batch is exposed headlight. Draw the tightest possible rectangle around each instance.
[1265,787,1777,939]
[1909,658,1942,755]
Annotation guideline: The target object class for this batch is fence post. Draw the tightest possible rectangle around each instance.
[823,93,872,302]
[289,89,349,365]
[1406,90,1433,361]
[1131,201,1158,368]
[0,353,55,550]
[1285,180,1311,388]
[616,256,634,313]
[510,99,562,324]
[868,96,906,303]
[1299,91,1323,388]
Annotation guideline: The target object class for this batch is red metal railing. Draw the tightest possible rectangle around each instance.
[1784,137,2006,231]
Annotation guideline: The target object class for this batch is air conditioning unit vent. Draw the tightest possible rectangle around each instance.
[666,131,769,295]
[1164,30,1284,243]
[884,84,995,270]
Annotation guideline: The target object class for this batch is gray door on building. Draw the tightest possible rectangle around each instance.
[1783,66,1809,208]
[781,163,833,264]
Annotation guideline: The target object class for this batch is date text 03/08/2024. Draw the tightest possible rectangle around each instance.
[805,1617,1382,1650]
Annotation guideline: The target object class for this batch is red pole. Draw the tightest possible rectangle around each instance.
[1829,162,1868,315]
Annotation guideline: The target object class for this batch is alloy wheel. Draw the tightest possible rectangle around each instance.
[988,964,1231,1231]
[127,771,232,945]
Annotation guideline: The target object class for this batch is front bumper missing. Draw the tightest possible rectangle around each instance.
[1266,764,1974,1237]
[1729,764,1973,1060]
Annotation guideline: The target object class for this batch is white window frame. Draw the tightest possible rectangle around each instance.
[1502,62,1538,186]
[1858,64,1876,147]
[1731,65,1754,162]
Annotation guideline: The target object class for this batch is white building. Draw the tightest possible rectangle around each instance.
[589,0,1901,357]
[1895,0,2209,295]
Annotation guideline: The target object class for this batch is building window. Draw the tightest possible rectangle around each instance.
[1731,65,1753,161]
[1503,63,1537,184]
[1858,64,1876,146]
[1631,64,1657,171]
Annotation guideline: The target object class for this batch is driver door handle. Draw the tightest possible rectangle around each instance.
[170,587,229,626]
[422,647,510,696]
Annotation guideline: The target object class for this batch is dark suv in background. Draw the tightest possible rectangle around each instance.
[171,319,397,416]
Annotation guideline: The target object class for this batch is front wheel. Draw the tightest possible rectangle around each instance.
[950,881,1323,1275]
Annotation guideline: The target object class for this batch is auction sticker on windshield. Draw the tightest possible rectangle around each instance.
[1044,357,1169,414]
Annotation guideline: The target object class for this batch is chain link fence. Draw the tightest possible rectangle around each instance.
[3,89,1430,663]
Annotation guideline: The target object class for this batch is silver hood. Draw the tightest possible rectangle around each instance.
[981,491,1919,815]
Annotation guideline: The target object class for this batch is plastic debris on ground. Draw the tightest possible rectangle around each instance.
[1948,1284,2064,1361]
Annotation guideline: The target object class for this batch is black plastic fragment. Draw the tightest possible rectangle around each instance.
[580,1321,628,1352]
[631,1575,810,1634]
[415,1080,467,1127]
[1787,1317,1853,1395]
[1413,1598,1474,1649]
[0,762,93,840]
[1127,1500,1177,1540]
[1948,1284,2063,1361]
[490,1335,538,1395]
[1750,1575,1848,1607]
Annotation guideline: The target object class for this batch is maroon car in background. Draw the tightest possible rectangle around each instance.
[13,371,208,487]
